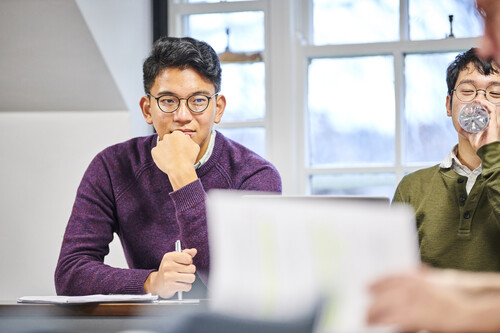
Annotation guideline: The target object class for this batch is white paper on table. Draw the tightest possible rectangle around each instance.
[206,190,420,333]
[17,294,158,304]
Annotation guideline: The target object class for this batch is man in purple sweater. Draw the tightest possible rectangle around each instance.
[55,37,282,298]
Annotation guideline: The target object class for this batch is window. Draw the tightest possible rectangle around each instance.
[167,0,482,196]
[168,2,267,156]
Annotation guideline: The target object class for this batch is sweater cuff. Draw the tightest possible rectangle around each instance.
[123,269,156,294]
[477,141,500,174]
[169,179,206,212]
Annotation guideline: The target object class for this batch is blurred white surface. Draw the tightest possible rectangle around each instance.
[207,191,419,332]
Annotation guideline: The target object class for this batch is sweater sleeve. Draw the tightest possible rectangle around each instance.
[240,164,282,193]
[169,179,209,283]
[477,141,500,225]
[54,154,154,296]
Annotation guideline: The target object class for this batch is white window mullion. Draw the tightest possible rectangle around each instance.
[266,0,301,195]
[400,0,409,41]
[302,37,478,59]
[298,56,310,195]
[396,0,408,183]
[216,121,265,129]
[394,50,406,184]
[296,0,312,195]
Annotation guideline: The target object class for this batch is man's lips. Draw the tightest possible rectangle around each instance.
[172,129,195,136]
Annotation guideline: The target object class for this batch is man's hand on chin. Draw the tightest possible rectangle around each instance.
[152,131,200,190]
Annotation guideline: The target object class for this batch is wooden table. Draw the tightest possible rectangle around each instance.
[0,299,206,316]
[0,300,208,332]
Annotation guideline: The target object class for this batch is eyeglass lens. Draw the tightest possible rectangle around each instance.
[157,95,210,113]
[455,82,500,104]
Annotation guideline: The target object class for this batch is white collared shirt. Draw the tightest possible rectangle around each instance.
[439,144,482,194]
[194,130,216,169]
[156,131,216,170]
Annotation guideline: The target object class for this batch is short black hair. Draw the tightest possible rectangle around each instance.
[142,37,222,94]
[446,48,499,100]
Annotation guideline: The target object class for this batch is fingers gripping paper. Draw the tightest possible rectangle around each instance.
[206,191,419,333]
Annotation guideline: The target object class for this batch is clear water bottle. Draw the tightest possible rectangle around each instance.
[458,102,489,133]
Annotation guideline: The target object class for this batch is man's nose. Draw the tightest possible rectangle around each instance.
[473,89,488,102]
[173,100,193,122]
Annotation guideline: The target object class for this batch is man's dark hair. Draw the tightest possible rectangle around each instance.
[446,48,499,105]
[143,37,222,94]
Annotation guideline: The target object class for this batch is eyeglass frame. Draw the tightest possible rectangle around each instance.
[147,92,219,113]
[452,82,500,104]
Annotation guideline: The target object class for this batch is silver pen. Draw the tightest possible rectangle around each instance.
[175,239,183,301]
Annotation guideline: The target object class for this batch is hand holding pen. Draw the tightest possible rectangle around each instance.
[143,240,198,299]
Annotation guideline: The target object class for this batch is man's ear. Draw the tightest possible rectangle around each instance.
[140,95,153,124]
[214,94,226,124]
[446,95,452,117]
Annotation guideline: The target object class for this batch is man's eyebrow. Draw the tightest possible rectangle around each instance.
[458,79,476,85]
[154,90,176,96]
[155,90,213,96]
[458,79,500,86]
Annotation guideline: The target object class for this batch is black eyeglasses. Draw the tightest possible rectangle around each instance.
[147,93,218,113]
[452,82,500,104]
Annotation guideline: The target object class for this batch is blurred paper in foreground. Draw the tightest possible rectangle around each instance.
[207,191,419,332]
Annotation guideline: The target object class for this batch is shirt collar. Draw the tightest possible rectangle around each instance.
[194,130,216,169]
[440,144,482,175]
[440,144,459,169]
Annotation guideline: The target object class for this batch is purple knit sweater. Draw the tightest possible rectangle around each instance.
[55,131,282,296]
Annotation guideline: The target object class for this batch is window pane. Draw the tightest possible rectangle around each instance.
[221,63,265,122]
[308,56,395,166]
[313,0,399,45]
[409,0,483,40]
[187,12,264,53]
[405,53,459,164]
[310,173,396,198]
[187,12,265,122]
[217,127,266,157]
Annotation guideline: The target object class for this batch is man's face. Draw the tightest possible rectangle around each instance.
[140,67,225,157]
[446,63,500,138]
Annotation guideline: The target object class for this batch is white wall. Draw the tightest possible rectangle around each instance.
[0,0,152,299]
[76,0,153,137]
[0,112,130,299]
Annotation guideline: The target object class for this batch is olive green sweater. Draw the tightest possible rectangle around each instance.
[393,141,500,272]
